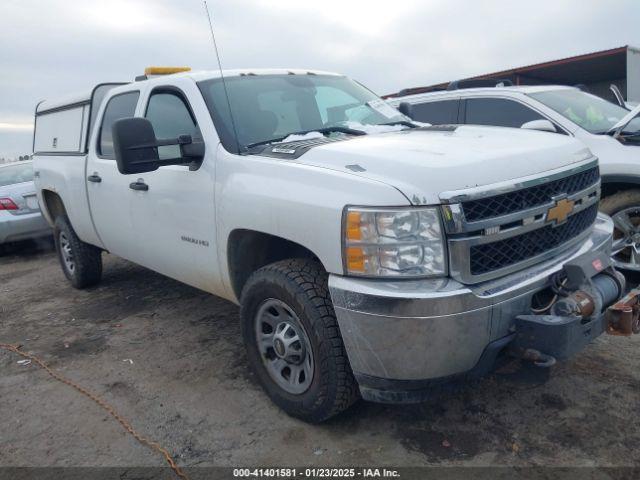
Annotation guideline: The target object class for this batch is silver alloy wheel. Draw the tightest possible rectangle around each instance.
[255,298,314,395]
[611,206,640,271]
[59,231,75,275]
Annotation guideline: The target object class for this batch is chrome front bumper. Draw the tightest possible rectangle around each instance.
[329,214,614,400]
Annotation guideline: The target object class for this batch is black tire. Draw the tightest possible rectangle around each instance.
[54,215,103,289]
[240,259,359,423]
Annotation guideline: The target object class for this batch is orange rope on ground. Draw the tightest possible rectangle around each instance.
[0,343,189,480]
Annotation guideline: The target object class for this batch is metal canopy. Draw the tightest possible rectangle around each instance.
[387,46,631,98]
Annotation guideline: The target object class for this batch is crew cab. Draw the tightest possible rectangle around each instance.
[33,68,638,422]
[388,85,640,273]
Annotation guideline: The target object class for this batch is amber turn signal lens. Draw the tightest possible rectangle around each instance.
[345,247,365,272]
[346,211,362,241]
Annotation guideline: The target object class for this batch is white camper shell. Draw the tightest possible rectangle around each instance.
[33,84,124,155]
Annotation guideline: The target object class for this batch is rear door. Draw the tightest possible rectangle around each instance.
[86,90,142,258]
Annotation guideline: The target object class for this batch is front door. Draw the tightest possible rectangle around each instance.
[125,80,221,293]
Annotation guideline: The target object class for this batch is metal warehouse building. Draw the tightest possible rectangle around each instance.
[388,45,640,103]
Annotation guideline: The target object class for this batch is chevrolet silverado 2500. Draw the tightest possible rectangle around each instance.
[33,68,638,422]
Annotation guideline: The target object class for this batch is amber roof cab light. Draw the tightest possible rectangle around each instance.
[144,66,191,75]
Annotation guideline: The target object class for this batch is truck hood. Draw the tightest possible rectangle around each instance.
[293,125,594,205]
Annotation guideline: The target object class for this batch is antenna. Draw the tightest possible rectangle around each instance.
[203,1,242,154]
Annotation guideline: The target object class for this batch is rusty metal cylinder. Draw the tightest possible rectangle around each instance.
[551,273,622,318]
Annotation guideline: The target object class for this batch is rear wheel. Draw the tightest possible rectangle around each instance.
[54,216,103,289]
[600,191,640,272]
[240,259,359,423]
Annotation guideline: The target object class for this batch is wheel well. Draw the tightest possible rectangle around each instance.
[228,230,320,300]
[41,190,67,222]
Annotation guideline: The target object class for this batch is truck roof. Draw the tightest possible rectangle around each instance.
[188,68,342,81]
[36,69,342,113]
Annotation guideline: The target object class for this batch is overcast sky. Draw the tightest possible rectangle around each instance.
[1,0,639,158]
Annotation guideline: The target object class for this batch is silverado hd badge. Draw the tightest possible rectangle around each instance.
[181,235,209,247]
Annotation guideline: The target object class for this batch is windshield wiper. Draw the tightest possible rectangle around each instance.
[312,126,368,136]
[244,126,366,150]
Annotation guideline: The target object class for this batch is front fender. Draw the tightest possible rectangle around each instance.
[215,148,410,297]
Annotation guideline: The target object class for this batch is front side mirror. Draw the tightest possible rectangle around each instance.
[521,119,557,133]
[112,117,205,175]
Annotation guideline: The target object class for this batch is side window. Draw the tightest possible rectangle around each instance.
[99,92,140,158]
[145,92,201,160]
[465,98,545,128]
[410,100,459,124]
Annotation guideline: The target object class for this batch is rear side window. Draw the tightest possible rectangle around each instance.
[99,92,140,158]
[465,98,544,128]
[145,92,201,160]
[410,100,459,124]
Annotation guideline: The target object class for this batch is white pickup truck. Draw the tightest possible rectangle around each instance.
[33,68,639,422]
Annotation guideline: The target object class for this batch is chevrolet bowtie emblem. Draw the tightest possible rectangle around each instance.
[547,198,575,225]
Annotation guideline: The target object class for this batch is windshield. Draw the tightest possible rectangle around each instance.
[0,163,34,187]
[198,74,410,153]
[529,89,640,134]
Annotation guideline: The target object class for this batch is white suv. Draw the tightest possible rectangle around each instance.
[389,86,640,272]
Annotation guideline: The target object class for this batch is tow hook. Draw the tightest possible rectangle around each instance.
[606,288,640,336]
[521,348,557,368]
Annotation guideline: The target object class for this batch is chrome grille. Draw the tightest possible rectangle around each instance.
[469,204,599,275]
[462,166,599,222]
[442,159,601,284]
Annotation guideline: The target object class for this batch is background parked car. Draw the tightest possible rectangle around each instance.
[0,161,51,248]
[390,85,640,272]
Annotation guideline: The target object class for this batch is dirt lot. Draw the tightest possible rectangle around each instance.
[1,241,640,476]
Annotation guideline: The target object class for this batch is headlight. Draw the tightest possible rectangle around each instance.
[343,206,447,277]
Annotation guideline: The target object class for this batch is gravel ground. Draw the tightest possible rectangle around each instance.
[1,240,639,477]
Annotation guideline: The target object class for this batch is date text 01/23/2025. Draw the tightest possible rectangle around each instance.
[233,468,401,478]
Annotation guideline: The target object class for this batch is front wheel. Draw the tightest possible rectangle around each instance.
[600,191,640,272]
[240,259,359,423]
